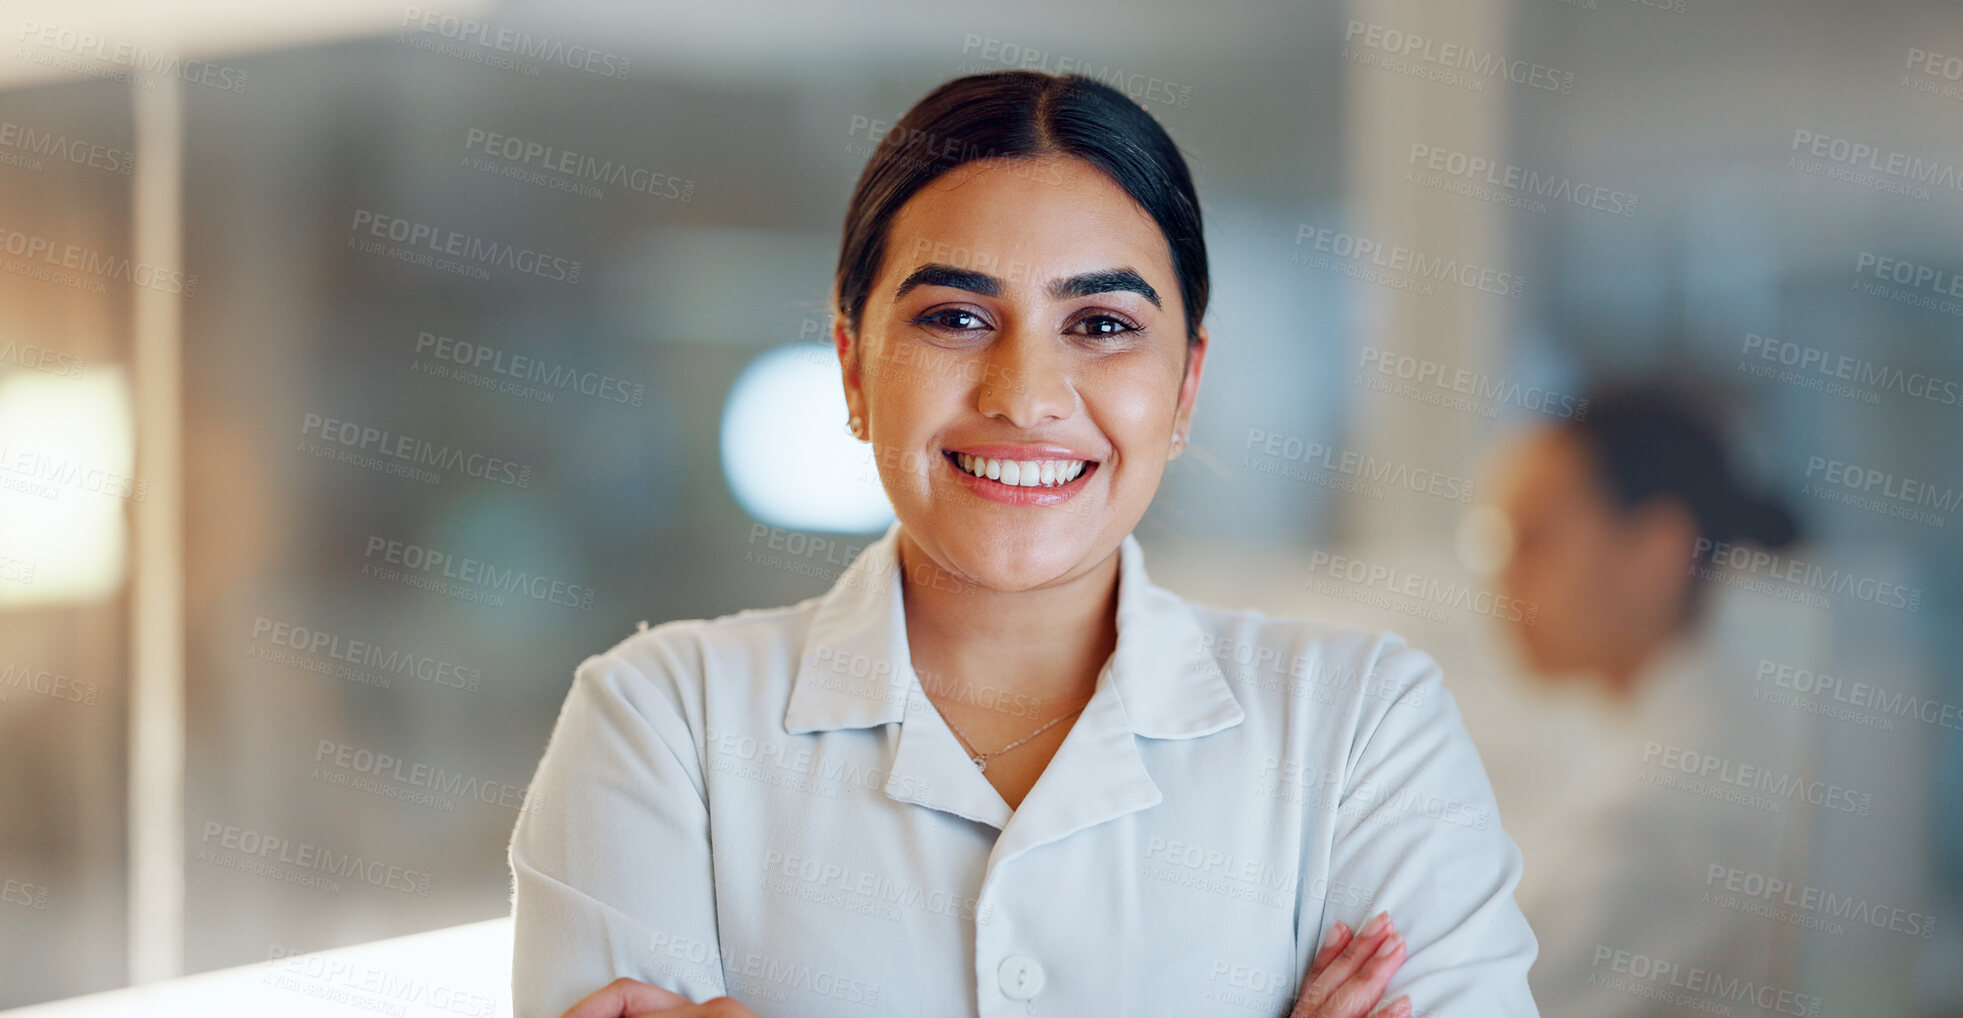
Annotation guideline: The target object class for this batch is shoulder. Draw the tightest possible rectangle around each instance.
[569,594,829,710]
[1180,596,1444,712]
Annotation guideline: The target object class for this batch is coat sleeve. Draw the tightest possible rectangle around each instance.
[508,631,728,1018]
[1322,633,1541,1017]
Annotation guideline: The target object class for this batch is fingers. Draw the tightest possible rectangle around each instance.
[1316,911,1396,995]
[1294,911,1408,1018]
[562,976,691,1018]
[1367,996,1413,1018]
[1306,921,1353,981]
[629,997,762,1018]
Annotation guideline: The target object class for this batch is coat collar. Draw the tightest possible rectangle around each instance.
[782,519,1246,742]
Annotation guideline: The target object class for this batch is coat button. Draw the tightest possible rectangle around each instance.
[998,954,1046,1000]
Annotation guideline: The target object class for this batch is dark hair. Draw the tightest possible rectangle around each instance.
[834,71,1209,344]
[1563,382,1799,564]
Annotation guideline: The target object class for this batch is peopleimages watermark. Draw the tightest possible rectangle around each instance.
[250,616,483,693]
[1802,454,1956,529]
[0,661,100,706]
[1903,47,1963,101]
[744,523,979,598]
[362,536,597,611]
[708,726,931,803]
[761,848,991,925]
[1257,757,1493,833]
[1753,657,1963,734]
[299,412,532,488]
[0,224,199,296]
[1788,129,1962,202]
[1200,634,1427,709]
[1851,250,1963,318]
[411,329,647,407]
[1356,346,1589,420]
[1639,741,1874,816]
[399,6,632,80]
[1405,143,1639,218]
[647,930,889,1014]
[1141,835,1297,909]
[313,739,533,814]
[0,444,147,501]
[347,208,582,284]
[1293,223,1525,299]
[260,943,498,1017]
[1306,550,1539,626]
[1586,945,1823,1016]
[1703,863,1937,939]
[0,339,85,379]
[460,127,693,202]
[14,21,248,94]
[0,120,131,175]
[3,878,49,912]
[956,33,1190,108]
[1690,538,1922,612]
[1343,20,1574,95]
[0,554,36,586]
[1737,330,1958,409]
[197,820,433,896]
[1241,427,1477,504]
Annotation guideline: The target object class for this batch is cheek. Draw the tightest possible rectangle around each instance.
[1083,360,1181,453]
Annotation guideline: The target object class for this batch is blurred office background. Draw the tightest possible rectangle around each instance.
[0,0,1958,1014]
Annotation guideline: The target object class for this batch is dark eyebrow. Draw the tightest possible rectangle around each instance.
[1048,268,1160,309]
[895,263,998,300]
[893,263,1161,309]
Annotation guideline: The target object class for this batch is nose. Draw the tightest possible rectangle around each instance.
[976,323,1077,428]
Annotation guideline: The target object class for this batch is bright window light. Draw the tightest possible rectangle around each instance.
[0,367,134,607]
[720,344,893,533]
[0,916,513,1017]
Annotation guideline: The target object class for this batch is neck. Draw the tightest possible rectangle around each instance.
[1598,608,1693,700]
[895,529,1121,709]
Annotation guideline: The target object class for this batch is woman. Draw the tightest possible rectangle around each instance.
[509,71,1538,1018]
[1483,382,1821,1016]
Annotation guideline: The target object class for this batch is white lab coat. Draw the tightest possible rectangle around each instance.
[1501,577,1825,1018]
[508,521,1540,1017]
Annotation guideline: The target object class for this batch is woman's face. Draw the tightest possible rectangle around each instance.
[1491,429,1692,681]
[837,153,1207,593]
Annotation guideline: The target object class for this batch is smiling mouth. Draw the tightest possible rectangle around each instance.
[943,450,1096,489]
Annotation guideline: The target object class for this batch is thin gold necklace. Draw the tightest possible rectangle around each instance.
[937,702,1085,772]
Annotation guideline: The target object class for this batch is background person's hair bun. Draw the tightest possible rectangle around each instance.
[1565,379,1803,555]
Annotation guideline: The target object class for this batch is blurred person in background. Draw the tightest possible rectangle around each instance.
[1481,381,1827,1017]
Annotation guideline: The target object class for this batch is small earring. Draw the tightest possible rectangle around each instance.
[846,414,865,440]
[1171,431,1188,449]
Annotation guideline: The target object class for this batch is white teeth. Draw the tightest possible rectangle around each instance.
[952,453,1089,488]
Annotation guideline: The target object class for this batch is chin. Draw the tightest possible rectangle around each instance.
[934,518,1106,589]
[954,536,1086,590]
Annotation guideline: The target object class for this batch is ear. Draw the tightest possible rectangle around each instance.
[1169,323,1209,459]
[1629,495,1699,598]
[835,311,865,426]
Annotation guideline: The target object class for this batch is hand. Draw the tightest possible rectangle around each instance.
[1288,911,1412,1018]
[558,976,763,1018]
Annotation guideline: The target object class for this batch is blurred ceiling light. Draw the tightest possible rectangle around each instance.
[0,0,494,90]
[720,343,893,534]
[0,366,133,607]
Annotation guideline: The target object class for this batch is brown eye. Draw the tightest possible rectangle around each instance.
[1069,314,1139,338]
[913,308,988,331]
